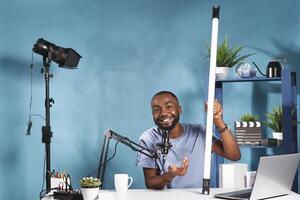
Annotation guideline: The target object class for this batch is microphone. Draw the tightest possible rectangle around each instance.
[161,129,171,155]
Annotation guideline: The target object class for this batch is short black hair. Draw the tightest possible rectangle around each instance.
[151,91,179,103]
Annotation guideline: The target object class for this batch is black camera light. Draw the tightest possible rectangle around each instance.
[33,38,81,68]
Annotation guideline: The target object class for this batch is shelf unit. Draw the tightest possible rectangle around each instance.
[211,69,298,191]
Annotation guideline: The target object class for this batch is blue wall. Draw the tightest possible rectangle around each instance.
[1,0,300,199]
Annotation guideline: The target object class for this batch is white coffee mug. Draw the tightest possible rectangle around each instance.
[114,174,133,193]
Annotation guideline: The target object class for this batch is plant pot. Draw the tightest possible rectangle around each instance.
[272,132,283,140]
[81,187,99,200]
[216,67,229,80]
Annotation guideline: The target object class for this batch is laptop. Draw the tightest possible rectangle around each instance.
[214,153,300,200]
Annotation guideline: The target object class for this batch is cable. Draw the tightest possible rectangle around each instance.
[30,114,46,121]
[101,141,119,167]
[252,61,267,77]
[26,51,34,136]
[39,149,46,199]
[27,114,46,136]
[26,51,46,136]
[86,141,120,177]
[39,188,56,200]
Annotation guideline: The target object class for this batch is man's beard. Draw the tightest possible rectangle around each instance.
[155,114,180,132]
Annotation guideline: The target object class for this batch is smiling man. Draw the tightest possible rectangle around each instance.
[136,91,240,189]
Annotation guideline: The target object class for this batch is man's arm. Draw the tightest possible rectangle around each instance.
[212,120,241,161]
[143,157,189,189]
[210,100,241,161]
[143,168,174,189]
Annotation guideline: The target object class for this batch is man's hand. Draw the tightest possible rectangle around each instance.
[168,156,189,176]
[205,99,223,123]
[143,157,189,189]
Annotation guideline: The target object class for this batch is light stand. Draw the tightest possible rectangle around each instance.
[42,55,54,192]
[32,38,81,192]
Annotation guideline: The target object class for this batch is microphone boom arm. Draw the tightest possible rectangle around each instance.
[97,130,158,185]
[107,130,157,159]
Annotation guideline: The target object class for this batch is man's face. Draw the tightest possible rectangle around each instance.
[151,93,181,131]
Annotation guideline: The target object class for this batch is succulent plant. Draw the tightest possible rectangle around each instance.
[240,113,259,122]
[80,177,101,188]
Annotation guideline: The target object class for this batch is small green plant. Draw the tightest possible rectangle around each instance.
[263,105,282,132]
[80,177,101,188]
[240,113,259,122]
[263,105,300,133]
[206,36,255,68]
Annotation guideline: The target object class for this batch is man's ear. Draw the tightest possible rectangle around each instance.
[179,105,182,114]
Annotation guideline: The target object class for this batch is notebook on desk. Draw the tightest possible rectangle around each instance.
[214,153,300,200]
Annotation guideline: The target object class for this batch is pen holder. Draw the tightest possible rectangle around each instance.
[51,177,64,190]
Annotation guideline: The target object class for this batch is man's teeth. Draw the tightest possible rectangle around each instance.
[161,118,171,122]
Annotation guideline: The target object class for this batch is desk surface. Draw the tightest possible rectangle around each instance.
[112,189,300,200]
[44,188,300,200]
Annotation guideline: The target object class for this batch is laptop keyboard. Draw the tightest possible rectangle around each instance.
[230,191,251,199]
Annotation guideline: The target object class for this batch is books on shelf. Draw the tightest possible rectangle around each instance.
[261,138,282,146]
[238,139,282,146]
[238,141,261,145]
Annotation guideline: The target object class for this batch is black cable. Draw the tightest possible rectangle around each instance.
[26,52,46,136]
[39,187,56,200]
[29,50,33,113]
[86,141,120,177]
[252,61,267,77]
[40,149,46,199]
[26,51,34,136]
[30,114,46,121]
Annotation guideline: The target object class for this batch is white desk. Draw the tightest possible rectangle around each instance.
[111,189,300,200]
[43,188,300,200]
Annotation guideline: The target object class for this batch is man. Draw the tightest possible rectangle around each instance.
[136,91,240,189]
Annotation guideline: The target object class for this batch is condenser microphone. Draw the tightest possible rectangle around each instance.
[161,129,171,155]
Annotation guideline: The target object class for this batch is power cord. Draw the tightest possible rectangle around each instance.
[252,61,267,77]
[86,141,120,177]
[40,149,46,198]
[26,50,34,136]
[26,51,46,136]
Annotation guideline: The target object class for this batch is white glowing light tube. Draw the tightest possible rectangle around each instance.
[202,5,220,195]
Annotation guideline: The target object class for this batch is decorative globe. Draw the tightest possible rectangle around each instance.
[235,62,257,78]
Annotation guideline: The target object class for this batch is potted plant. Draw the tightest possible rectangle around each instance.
[240,113,259,122]
[263,105,282,140]
[80,177,101,200]
[235,113,262,145]
[206,36,254,79]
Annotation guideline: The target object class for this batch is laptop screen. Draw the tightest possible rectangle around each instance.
[250,153,300,199]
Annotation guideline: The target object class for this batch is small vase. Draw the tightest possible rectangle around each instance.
[216,67,229,80]
[81,187,99,200]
